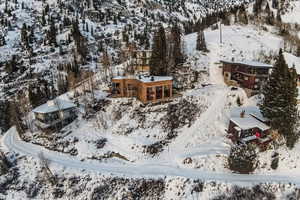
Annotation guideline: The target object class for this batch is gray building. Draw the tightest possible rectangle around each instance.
[33,99,77,130]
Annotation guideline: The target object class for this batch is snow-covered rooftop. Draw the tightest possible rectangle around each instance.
[230,106,270,131]
[220,60,272,69]
[112,75,173,83]
[230,106,268,122]
[33,99,76,114]
[231,116,270,131]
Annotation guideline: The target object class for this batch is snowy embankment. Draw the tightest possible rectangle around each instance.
[3,127,300,186]
[282,1,300,24]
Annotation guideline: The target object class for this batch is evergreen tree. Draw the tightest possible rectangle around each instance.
[41,11,46,26]
[85,22,89,32]
[150,24,167,76]
[5,55,17,73]
[272,0,279,9]
[72,19,81,42]
[253,0,263,15]
[0,100,11,133]
[196,29,208,52]
[260,49,298,148]
[276,10,282,23]
[171,24,184,67]
[48,19,57,46]
[265,2,271,15]
[8,101,24,135]
[0,35,5,46]
[297,45,300,57]
[21,23,27,42]
[28,26,35,43]
[266,11,275,25]
[228,144,258,174]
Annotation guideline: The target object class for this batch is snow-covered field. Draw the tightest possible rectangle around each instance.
[282,1,300,24]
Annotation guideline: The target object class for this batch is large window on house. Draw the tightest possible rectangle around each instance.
[164,85,171,98]
[147,87,154,101]
[156,86,163,99]
[112,83,121,94]
[127,84,137,97]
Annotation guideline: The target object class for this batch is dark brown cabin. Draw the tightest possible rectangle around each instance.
[221,60,272,92]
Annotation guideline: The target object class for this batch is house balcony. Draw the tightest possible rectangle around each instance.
[238,71,269,77]
[35,115,77,129]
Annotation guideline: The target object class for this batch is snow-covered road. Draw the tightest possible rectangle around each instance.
[2,127,300,186]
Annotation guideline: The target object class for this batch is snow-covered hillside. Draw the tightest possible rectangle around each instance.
[2,0,300,199]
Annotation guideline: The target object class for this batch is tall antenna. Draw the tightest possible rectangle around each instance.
[219,20,222,44]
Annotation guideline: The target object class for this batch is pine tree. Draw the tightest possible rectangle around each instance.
[297,45,300,57]
[0,100,11,133]
[265,2,271,15]
[260,49,298,148]
[101,48,111,82]
[48,19,57,46]
[196,29,208,52]
[272,0,279,9]
[8,101,24,135]
[21,23,29,47]
[171,24,184,67]
[5,55,17,73]
[276,10,282,23]
[284,67,298,148]
[253,0,263,15]
[29,26,35,43]
[228,144,258,174]
[266,11,275,25]
[41,11,46,26]
[150,24,167,76]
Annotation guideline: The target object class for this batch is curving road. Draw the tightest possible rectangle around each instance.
[2,127,300,186]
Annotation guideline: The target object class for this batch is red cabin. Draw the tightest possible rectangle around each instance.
[227,107,272,149]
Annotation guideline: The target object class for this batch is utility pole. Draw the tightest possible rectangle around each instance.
[219,20,222,45]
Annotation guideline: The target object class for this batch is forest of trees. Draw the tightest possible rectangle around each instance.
[149,24,185,76]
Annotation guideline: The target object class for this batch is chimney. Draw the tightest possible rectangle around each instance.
[240,110,245,118]
[47,100,55,106]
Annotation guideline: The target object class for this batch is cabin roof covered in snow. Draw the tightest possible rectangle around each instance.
[230,116,270,131]
[33,99,76,114]
[112,75,173,83]
[230,106,269,123]
[220,60,272,69]
[230,106,270,131]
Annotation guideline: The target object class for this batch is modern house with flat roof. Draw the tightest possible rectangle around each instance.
[33,99,77,130]
[111,75,173,104]
[221,60,272,93]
